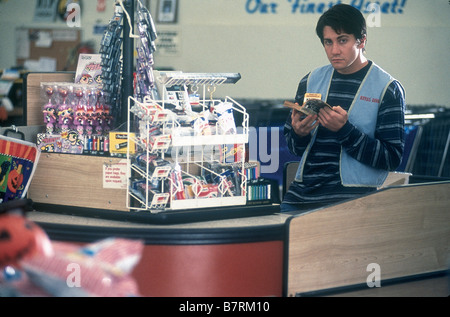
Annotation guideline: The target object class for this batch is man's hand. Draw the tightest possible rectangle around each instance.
[318,106,348,132]
[291,107,319,137]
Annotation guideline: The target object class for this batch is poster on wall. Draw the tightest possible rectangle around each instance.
[155,30,180,56]
[33,0,58,22]
[157,0,178,23]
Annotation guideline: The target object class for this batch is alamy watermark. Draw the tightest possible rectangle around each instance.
[64,261,383,290]
[68,2,383,28]
[66,262,82,287]
[366,263,381,288]
[66,3,81,28]
[169,127,280,174]
[365,3,382,28]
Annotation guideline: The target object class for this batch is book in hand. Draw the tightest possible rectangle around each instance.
[284,99,333,116]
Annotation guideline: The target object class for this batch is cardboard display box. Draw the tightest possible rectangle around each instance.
[28,153,128,211]
[25,72,128,211]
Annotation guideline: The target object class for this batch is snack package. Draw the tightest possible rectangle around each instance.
[195,184,219,199]
[182,175,205,199]
[109,132,136,155]
[130,178,169,210]
[215,102,237,135]
[134,153,172,179]
[36,133,61,153]
[192,112,212,136]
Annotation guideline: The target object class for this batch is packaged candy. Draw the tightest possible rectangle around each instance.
[215,101,237,135]
[134,153,172,179]
[130,179,169,210]
[192,112,212,136]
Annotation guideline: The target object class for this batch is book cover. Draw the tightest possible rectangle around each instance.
[284,99,332,116]
[75,54,103,88]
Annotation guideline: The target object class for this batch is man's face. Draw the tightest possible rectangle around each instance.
[322,26,366,74]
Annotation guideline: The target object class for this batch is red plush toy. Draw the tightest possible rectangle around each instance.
[0,199,53,268]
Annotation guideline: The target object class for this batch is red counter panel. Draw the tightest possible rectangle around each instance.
[134,241,284,297]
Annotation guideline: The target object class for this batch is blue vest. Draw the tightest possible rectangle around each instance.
[295,62,394,187]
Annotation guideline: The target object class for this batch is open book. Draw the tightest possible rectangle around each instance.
[284,99,333,116]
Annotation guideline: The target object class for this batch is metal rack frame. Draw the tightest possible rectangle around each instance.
[127,73,249,212]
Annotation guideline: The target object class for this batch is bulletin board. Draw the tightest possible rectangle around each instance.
[16,28,81,72]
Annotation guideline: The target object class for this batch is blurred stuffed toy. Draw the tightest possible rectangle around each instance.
[0,199,52,268]
[0,199,143,297]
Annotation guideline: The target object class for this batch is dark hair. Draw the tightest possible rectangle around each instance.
[316,4,367,45]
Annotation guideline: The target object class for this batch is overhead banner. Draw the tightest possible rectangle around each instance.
[244,0,408,15]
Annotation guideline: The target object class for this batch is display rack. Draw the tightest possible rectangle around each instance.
[127,72,249,213]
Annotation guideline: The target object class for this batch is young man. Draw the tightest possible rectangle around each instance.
[280,4,406,213]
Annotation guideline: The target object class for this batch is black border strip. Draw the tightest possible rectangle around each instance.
[36,220,286,246]
[32,202,280,225]
[294,270,449,297]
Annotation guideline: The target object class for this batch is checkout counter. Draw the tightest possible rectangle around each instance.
[3,72,449,297]
[25,179,449,297]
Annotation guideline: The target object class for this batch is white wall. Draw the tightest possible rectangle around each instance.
[1,0,449,106]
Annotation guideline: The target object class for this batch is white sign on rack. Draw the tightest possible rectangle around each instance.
[103,160,128,189]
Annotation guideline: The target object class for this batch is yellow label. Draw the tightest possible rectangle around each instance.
[304,93,322,103]
[109,132,136,154]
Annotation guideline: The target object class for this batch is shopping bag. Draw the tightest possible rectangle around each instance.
[0,135,40,203]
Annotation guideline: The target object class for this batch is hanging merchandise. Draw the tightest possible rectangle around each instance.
[99,2,124,124]
[135,0,159,102]
[38,82,112,156]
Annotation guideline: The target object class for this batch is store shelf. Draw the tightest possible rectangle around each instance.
[157,72,241,87]
[171,131,248,147]
[170,196,247,210]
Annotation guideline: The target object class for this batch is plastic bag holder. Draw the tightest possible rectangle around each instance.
[3,125,25,140]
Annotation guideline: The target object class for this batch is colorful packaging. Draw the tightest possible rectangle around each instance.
[215,101,237,135]
[0,136,40,203]
[75,54,103,88]
[109,132,136,155]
